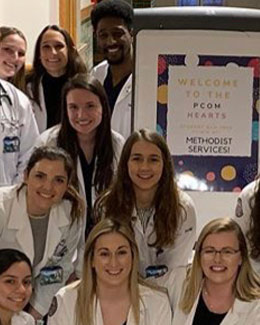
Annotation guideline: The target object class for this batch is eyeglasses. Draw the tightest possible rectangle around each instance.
[200,247,240,260]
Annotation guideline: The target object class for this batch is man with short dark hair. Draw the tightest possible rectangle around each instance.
[91,0,133,139]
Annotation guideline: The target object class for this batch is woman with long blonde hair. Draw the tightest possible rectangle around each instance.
[163,218,260,325]
[48,218,172,325]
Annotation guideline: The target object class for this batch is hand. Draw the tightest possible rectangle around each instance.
[28,305,43,321]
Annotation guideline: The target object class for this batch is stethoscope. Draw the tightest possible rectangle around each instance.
[0,81,21,133]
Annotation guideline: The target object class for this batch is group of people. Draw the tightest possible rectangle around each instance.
[0,0,260,324]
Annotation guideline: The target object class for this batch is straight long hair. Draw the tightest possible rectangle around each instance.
[57,73,115,194]
[75,218,141,325]
[180,218,260,314]
[95,129,182,248]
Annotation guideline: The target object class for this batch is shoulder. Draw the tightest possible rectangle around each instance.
[0,185,18,204]
[92,60,109,81]
[239,180,258,200]
[12,311,34,325]
[1,79,30,104]
[111,130,125,147]
[55,281,79,304]
[36,125,60,146]
[139,283,169,304]
[234,298,260,319]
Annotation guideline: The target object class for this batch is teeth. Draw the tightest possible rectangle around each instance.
[77,120,90,125]
[39,193,52,199]
[211,266,226,271]
[107,270,121,275]
[108,48,119,53]
[138,175,152,179]
[10,298,24,302]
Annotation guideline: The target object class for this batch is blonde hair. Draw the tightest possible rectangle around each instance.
[75,218,141,325]
[180,217,260,313]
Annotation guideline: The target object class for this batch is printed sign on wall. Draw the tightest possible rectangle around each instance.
[157,54,260,191]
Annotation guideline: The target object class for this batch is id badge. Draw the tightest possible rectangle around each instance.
[39,266,63,286]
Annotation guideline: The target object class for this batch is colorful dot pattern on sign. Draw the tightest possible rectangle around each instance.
[157,54,260,192]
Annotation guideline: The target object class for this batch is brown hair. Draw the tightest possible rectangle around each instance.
[0,26,27,91]
[95,128,182,248]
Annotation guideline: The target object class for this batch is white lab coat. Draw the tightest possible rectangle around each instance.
[159,266,260,325]
[0,79,39,186]
[48,282,172,325]
[0,185,85,316]
[35,125,125,206]
[12,311,35,325]
[27,81,47,133]
[92,60,132,139]
[233,179,260,273]
[132,191,196,278]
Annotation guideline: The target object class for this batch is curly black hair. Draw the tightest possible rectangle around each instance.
[91,0,133,31]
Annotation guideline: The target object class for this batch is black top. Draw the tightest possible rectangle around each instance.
[42,72,67,128]
[192,293,227,325]
[78,148,96,238]
[103,67,130,114]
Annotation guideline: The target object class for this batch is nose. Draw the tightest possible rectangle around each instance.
[213,251,222,262]
[50,46,57,55]
[140,159,149,170]
[16,283,26,293]
[109,254,118,267]
[43,179,53,191]
[107,33,117,46]
[77,107,85,119]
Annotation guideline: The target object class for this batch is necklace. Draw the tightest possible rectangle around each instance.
[203,287,232,314]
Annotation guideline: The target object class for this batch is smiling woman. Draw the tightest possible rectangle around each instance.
[0,26,27,92]
[35,73,125,239]
[95,129,197,278]
[162,218,260,325]
[0,146,85,322]
[48,218,172,325]
[0,249,34,325]
[26,25,87,133]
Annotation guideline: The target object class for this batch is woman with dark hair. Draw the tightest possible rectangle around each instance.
[35,73,124,237]
[26,25,87,133]
[0,146,85,322]
[0,26,27,92]
[162,218,260,325]
[48,218,172,325]
[0,249,34,324]
[234,180,260,273]
[95,129,196,278]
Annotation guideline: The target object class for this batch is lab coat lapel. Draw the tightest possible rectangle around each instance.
[95,298,104,325]
[116,74,132,106]
[34,202,70,274]
[221,299,248,325]
[8,187,34,263]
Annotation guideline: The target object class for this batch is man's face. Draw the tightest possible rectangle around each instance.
[96,17,132,65]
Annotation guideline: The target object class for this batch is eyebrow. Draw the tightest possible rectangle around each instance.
[97,245,129,251]
[1,274,32,279]
[36,171,67,179]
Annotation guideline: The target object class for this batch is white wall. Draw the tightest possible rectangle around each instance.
[0,0,59,63]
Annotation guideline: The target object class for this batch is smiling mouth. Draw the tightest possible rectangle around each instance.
[106,270,122,276]
[210,266,227,272]
[38,192,53,199]
[77,120,91,126]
